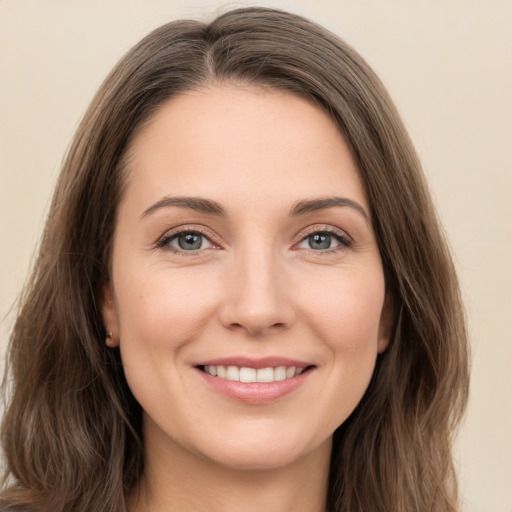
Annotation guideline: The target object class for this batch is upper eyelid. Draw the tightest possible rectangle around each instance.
[291,225,353,254]
[155,225,221,248]
[295,224,352,242]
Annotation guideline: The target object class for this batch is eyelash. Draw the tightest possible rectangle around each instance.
[155,226,352,255]
[294,226,352,254]
[155,227,217,255]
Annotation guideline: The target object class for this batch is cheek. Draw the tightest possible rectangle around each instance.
[112,265,221,409]
[299,264,385,351]
[114,265,220,347]
[297,265,385,423]
[112,265,221,415]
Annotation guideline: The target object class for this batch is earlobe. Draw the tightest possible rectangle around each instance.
[377,292,394,354]
[99,283,120,348]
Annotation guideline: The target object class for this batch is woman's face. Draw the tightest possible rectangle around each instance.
[102,84,391,471]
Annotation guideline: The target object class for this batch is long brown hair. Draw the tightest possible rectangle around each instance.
[1,7,469,512]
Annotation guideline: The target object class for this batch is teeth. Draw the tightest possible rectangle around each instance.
[202,365,306,383]
[226,366,239,381]
[274,366,286,381]
[256,367,274,382]
[239,367,256,383]
[286,366,296,378]
[205,365,217,376]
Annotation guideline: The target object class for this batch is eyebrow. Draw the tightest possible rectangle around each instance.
[289,197,370,223]
[140,196,225,219]
[140,195,369,222]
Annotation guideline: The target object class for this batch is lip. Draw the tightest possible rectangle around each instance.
[194,356,311,369]
[194,357,315,404]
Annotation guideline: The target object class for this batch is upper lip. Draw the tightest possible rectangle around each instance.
[194,356,313,369]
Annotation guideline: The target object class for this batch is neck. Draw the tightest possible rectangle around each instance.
[128,420,331,512]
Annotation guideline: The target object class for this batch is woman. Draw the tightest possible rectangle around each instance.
[0,6,469,512]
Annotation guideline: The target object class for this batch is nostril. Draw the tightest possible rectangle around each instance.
[228,321,288,337]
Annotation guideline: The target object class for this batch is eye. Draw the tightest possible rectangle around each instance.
[296,230,350,251]
[157,230,213,252]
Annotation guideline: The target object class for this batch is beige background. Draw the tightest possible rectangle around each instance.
[1,1,511,510]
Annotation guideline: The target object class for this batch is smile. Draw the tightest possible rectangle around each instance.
[195,358,315,403]
[201,365,306,383]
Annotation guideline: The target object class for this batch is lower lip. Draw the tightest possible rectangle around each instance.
[196,368,312,404]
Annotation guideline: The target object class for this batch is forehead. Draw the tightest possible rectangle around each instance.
[122,84,368,214]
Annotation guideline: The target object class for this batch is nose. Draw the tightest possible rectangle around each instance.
[218,245,296,337]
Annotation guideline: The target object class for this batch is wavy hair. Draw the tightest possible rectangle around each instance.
[1,7,469,512]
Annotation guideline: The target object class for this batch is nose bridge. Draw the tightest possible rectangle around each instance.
[221,236,293,335]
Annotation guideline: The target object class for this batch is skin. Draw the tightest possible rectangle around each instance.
[101,84,392,512]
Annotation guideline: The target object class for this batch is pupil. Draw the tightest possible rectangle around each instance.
[178,233,202,250]
[309,233,331,250]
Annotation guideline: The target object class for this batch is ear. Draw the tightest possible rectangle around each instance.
[377,291,394,354]
[99,282,120,348]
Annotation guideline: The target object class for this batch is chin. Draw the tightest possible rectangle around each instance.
[191,428,332,472]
